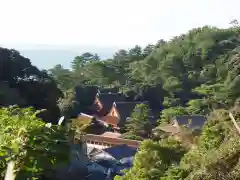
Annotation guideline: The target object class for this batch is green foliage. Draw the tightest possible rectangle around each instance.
[0,47,62,123]
[117,108,240,180]
[72,117,107,135]
[58,85,99,118]
[115,138,186,180]
[123,103,153,139]
[0,82,26,106]
[3,20,240,180]
[58,89,80,118]
[186,99,209,115]
[160,107,187,124]
[48,64,74,91]
[49,26,240,120]
[43,24,240,179]
[0,106,70,179]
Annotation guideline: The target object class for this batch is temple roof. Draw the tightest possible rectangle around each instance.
[113,101,149,125]
[173,115,207,129]
[97,93,125,115]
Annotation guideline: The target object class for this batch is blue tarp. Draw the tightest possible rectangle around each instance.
[87,171,108,180]
[103,144,137,160]
[96,159,117,168]
[119,156,134,165]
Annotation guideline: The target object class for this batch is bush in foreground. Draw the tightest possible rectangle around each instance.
[0,106,71,179]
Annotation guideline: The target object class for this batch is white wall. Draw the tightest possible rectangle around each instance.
[86,143,111,150]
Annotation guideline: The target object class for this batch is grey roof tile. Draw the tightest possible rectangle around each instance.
[97,93,126,115]
[114,101,149,125]
[174,115,207,129]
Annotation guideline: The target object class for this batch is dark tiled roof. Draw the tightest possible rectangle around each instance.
[96,159,116,168]
[75,85,98,105]
[114,101,149,125]
[97,93,126,115]
[173,115,207,129]
[87,171,107,180]
[103,144,137,160]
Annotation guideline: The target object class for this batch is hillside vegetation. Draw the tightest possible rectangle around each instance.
[48,25,240,179]
[0,48,62,123]
[0,106,70,179]
[0,24,240,180]
[50,25,240,119]
[115,108,240,180]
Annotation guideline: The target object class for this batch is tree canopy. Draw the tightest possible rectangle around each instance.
[0,47,62,123]
[1,23,240,180]
[47,25,240,180]
[115,108,240,180]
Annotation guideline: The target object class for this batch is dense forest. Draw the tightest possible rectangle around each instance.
[0,23,240,179]
[0,48,62,123]
[49,25,240,119]
[50,25,239,179]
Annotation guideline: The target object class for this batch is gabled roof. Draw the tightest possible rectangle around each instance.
[103,144,137,160]
[75,85,99,109]
[113,101,149,125]
[97,93,126,115]
[173,115,207,129]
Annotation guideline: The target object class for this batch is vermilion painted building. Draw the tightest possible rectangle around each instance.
[101,101,149,131]
[94,92,125,116]
[82,91,152,131]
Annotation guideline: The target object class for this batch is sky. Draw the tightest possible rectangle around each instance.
[0,0,240,68]
[1,0,240,47]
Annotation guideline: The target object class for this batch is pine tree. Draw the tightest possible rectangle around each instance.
[125,103,152,138]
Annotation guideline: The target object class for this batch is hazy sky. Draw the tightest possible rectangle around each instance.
[1,0,240,47]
